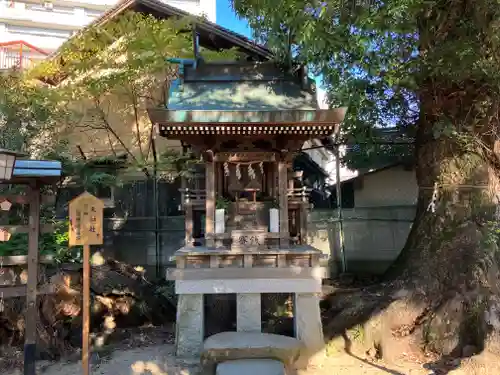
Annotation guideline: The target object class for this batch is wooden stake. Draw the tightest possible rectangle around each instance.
[67,192,104,375]
[82,243,90,375]
[24,184,40,375]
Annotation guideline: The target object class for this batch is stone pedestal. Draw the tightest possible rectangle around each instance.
[294,293,325,363]
[237,293,261,332]
[176,294,204,357]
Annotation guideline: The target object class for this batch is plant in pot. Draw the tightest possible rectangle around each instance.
[215,197,230,234]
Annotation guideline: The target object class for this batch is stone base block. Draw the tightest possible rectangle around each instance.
[176,294,204,357]
[237,293,261,332]
[294,293,325,366]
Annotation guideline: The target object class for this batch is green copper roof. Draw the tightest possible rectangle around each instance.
[166,62,318,112]
[167,81,317,111]
[151,62,347,130]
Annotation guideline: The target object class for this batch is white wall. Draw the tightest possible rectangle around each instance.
[312,87,358,184]
[354,166,418,207]
[0,0,217,54]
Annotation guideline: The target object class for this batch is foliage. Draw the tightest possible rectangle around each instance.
[216,197,231,210]
[156,149,201,181]
[30,11,237,172]
[58,153,126,193]
[232,0,500,170]
[233,0,418,168]
[346,143,413,170]
[0,220,82,263]
[0,11,239,262]
[0,72,69,158]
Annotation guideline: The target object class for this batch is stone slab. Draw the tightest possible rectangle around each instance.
[176,278,322,294]
[167,266,328,280]
[202,332,304,373]
[216,359,286,375]
[173,245,323,256]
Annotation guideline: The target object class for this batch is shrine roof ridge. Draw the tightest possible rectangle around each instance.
[149,108,347,126]
[181,61,307,84]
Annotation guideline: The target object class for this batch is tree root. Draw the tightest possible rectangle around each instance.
[322,285,500,369]
[0,259,177,359]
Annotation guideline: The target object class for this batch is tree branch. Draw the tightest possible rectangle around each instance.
[129,84,145,161]
[92,96,149,177]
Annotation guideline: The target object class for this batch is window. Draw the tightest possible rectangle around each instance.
[83,8,102,17]
[7,25,71,39]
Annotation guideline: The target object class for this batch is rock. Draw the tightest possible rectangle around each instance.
[462,345,477,358]
[216,359,286,375]
[201,332,304,373]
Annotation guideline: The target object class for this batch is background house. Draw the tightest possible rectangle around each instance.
[0,0,217,69]
[308,162,418,275]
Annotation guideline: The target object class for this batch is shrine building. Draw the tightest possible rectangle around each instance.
[147,60,346,357]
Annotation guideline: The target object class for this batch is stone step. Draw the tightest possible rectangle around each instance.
[201,332,305,374]
[216,359,286,375]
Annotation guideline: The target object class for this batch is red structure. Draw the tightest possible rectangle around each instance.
[0,40,48,70]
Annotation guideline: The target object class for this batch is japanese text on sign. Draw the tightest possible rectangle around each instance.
[69,192,104,246]
[238,235,261,246]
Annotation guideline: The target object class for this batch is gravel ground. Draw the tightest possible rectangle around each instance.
[3,344,432,375]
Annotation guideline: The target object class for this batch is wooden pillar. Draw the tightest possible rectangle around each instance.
[24,183,40,375]
[205,159,215,248]
[300,204,308,245]
[266,163,274,198]
[273,162,279,199]
[181,176,193,246]
[278,160,289,247]
[216,162,223,198]
[185,203,193,246]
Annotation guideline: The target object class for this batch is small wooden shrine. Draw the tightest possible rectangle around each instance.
[148,61,346,358]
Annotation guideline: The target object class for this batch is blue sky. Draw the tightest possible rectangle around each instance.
[216,0,253,38]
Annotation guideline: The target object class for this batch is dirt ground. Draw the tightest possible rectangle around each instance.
[2,344,434,375]
[2,325,497,375]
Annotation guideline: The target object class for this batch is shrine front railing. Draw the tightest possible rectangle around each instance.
[287,187,311,202]
[180,188,206,205]
[180,187,311,207]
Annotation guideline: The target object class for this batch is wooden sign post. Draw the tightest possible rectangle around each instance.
[68,192,104,375]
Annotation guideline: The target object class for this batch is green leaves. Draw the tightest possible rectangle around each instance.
[231,0,418,167]
[0,73,68,157]
[31,11,237,171]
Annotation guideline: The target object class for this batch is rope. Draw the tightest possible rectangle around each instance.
[225,160,267,165]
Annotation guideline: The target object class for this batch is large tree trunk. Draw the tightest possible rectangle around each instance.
[325,4,500,367]
[386,125,500,353]
[384,0,500,357]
